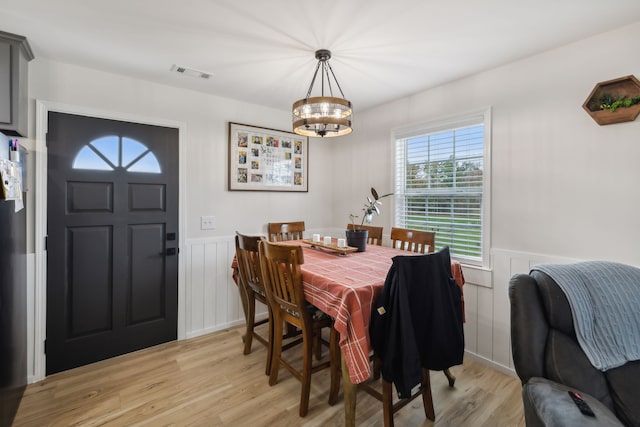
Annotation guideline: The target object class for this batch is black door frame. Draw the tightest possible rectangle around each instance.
[32,101,186,382]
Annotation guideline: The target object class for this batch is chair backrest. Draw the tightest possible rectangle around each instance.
[235,232,265,297]
[267,221,305,242]
[345,225,383,246]
[258,240,309,328]
[390,227,435,253]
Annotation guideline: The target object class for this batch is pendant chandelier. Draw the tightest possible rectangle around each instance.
[292,49,353,138]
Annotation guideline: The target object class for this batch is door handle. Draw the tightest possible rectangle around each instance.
[166,248,177,256]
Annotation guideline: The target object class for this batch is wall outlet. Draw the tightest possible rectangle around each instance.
[201,215,216,230]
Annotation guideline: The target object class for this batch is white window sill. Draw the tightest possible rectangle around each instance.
[458,263,492,288]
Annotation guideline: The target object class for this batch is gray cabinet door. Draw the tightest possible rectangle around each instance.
[0,41,11,126]
[0,31,33,137]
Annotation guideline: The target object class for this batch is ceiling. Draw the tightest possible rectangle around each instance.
[2,0,640,113]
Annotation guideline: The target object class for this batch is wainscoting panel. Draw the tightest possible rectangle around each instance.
[185,237,257,339]
[182,237,579,375]
[490,253,510,368]
[475,285,495,360]
[461,283,478,354]
[474,249,581,373]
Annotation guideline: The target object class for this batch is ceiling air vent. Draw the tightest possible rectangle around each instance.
[170,64,213,80]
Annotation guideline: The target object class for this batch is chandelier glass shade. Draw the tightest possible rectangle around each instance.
[292,49,353,138]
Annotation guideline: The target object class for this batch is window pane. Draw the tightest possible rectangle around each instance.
[395,121,486,262]
[127,152,161,173]
[121,137,148,167]
[90,136,119,167]
[72,146,114,171]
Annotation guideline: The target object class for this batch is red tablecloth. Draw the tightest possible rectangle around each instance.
[231,241,465,384]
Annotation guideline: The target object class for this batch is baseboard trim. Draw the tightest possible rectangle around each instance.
[185,313,268,340]
[464,350,517,378]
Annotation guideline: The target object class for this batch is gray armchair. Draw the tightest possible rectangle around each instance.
[509,269,640,426]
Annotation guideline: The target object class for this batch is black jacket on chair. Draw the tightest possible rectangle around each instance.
[370,247,464,398]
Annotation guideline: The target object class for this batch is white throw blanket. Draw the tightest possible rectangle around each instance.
[532,261,640,371]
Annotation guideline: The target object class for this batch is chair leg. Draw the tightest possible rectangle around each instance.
[265,307,274,376]
[243,293,256,355]
[268,315,283,386]
[314,331,322,360]
[328,326,341,406]
[443,368,456,387]
[381,379,395,427]
[237,282,250,341]
[421,368,435,421]
[372,355,381,380]
[299,327,313,417]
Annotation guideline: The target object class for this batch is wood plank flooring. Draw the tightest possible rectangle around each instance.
[13,325,525,426]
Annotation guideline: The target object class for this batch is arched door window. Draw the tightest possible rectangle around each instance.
[73,136,161,173]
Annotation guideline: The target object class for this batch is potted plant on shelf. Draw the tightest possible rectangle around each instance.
[346,187,392,252]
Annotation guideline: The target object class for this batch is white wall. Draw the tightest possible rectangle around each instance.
[28,59,335,237]
[23,21,640,380]
[24,59,335,380]
[329,21,640,372]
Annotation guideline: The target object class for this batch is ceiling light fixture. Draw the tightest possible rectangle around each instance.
[292,49,352,138]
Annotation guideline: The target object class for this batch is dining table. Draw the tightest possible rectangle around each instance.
[231,239,465,427]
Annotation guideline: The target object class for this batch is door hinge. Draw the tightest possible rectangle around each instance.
[45,235,48,251]
[44,339,47,354]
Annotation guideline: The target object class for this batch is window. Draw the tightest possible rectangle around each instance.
[393,109,490,265]
[73,136,161,173]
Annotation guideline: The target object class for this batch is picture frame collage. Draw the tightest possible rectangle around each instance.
[228,122,309,192]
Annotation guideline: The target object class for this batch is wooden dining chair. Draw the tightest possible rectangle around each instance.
[267,221,305,242]
[258,239,340,417]
[390,227,435,254]
[345,224,383,246]
[234,232,272,375]
[389,227,456,387]
[363,247,464,426]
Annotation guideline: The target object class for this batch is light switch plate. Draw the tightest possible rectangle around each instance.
[201,215,216,230]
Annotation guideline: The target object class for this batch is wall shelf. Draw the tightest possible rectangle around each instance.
[582,75,640,126]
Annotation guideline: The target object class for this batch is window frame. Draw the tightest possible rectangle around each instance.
[391,107,492,267]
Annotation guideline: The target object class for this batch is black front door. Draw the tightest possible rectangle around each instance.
[46,112,179,375]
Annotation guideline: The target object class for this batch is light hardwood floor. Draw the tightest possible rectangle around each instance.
[14,325,525,426]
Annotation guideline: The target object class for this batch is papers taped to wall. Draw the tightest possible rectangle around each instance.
[1,158,23,208]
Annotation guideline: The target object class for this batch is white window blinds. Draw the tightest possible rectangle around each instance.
[394,115,487,263]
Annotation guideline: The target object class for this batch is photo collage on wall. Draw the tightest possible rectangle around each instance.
[230,123,307,191]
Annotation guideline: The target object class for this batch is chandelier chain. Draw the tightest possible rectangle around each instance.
[325,61,345,98]
[305,60,323,99]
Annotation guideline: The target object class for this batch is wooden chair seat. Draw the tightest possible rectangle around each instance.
[259,239,340,417]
